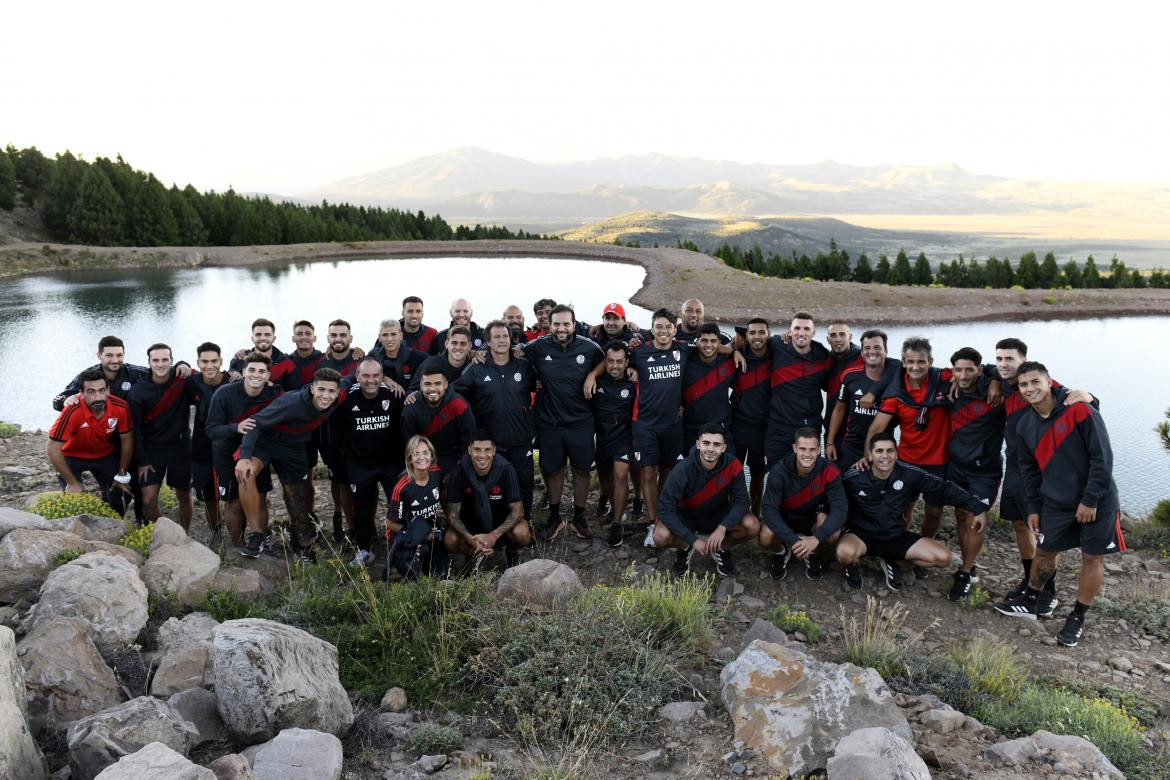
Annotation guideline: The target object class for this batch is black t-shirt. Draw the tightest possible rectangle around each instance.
[593,373,636,450]
[447,457,522,533]
[332,385,401,466]
[630,342,687,430]
[389,469,443,543]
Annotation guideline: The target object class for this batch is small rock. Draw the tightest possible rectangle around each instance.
[657,701,705,721]
[1105,562,1123,574]
[739,595,765,609]
[826,727,930,780]
[381,687,408,713]
[633,748,669,768]
[416,753,447,774]
[1154,660,1170,674]
[731,761,746,775]
[166,688,225,746]
[250,728,344,780]
[920,708,966,734]
[571,542,590,554]
[495,559,582,611]
[91,742,214,779]
[1108,656,1133,673]
[985,736,1040,765]
[740,618,786,653]
[207,753,255,780]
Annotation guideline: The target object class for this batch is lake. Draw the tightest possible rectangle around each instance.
[0,256,1164,514]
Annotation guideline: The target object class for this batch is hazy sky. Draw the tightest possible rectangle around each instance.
[4,1,1166,194]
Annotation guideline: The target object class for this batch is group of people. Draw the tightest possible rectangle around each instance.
[48,293,1122,648]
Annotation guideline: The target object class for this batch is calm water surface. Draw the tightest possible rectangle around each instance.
[0,256,1164,513]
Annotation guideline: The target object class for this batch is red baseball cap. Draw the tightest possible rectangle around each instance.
[602,303,626,318]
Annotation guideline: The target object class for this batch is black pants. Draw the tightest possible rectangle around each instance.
[499,443,534,519]
[59,455,127,516]
[348,460,398,552]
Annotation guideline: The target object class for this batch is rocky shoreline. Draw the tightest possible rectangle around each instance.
[3,239,1170,326]
[2,428,1169,778]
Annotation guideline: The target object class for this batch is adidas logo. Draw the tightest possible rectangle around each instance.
[1106,541,1116,550]
[352,405,359,411]
[484,375,492,382]
[544,355,553,361]
[411,499,420,506]
[646,356,655,362]
[854,389,863,395]
[80,422,89,428]
[857,489,867,496]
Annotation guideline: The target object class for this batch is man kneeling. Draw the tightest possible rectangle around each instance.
[444,430,533,569]
[653,423,760,578]
[837,432,988,592]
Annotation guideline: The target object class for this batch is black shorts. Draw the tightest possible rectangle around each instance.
[835,444,865,472]
[191,458,216,501]
[213,450,272,500]
[59,455,126,514]
[1038,508,1126,556]
[903,462,949,507]
[849,528,922,561]
[731,421,766,472]
[946,464,999,509]
[538,424,595,473]
[250,438,312,485]
[999,490,1027,524]
[683,423,733,461]
[347,460,397,498]
[595,435,632,476]
[141,446,192,489]
[632,421,682,468]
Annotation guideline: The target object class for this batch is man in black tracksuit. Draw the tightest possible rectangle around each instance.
[235,368,343,561]
[128,343,200,528]
[189,342,230,543]
[330,358,401,566]
[653,423,760,578]
[431,297,486,354]
[993,362,1121,648]
[731,318,772,516]
[837,431,988,593]
[764,313,833,464]
[443,430,533,569]
[682,324,737,454]
[205,352,281,547]
[454,320,536,522]
[400,367,476,479]
[592,340,639,546]
[407,326,473,393]
[759,427,847,582]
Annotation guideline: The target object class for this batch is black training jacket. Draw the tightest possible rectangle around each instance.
[658,449,749,544]
[761,453,847,545]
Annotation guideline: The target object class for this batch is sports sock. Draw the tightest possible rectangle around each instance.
[1021,557,1033,578]
[548,503,560,520]
[1071,601,1090,619]
[573,505,586,521]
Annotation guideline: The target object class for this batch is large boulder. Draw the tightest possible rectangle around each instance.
[210,619,354,742]
[150,517,190,552]
[211,567,264,599]
[720,640,911,776]
[0,507,54,539]
[1,626,49,779]
[66,696,199,780]
[141,541,220,607]
[496,558,582,610]
[92,741,215,779]
[26,552,149,648]
[57,514,131,545]
[0,529,143,605]
[151,613,219,696]
[826,726,931,780]
[17,617,122,733]
[167,688,226,746]
[248,728,344,780]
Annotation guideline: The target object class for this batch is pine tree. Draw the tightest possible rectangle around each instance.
[1039,251,1061,288]
[889,249,912,285]
[9,145,54,202]
[67,165,125,244]
[853,252,873,283]
[0,149,16,210]
[126,174,180,246]
[968,258,986,287]
[912,252,933,285]
[42,151,87,237]
[1015,252,1041,288]
[874,254,891,283]
[1062,259,1082,288]
[1082,256,1101,288]
[168,185,208,245]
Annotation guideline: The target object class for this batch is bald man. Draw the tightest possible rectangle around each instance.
[432,298,485,354]
[677,298,730,345]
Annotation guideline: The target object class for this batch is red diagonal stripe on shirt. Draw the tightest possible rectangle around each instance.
[733,363,770,394]
[951,399,994,432]
[144,377,187,423]
[684,360,736,405]
[771,358,832,388]
[781,464,840,511]
[423,397,470,437]
[680,459,744,509]
[1033,403,1091,471]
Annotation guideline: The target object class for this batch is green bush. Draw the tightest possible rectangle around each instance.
[838,596,909,678]
[764,604,822,642]
[198,588,268,622]
[1150,499,1170,528]
[406,723,463,755]
[53,548,85,566]
[1036,676,1161,728]
[157,485,179,513]
[977,685,1146,776]
[574,568,714,648]
[28,491,121,520]
[947,635,1029,702]
[1094,593,1170,641]
[959,585,990,609]
[883,653,992,716]
[0,421,20,437]
[119,523,155,558]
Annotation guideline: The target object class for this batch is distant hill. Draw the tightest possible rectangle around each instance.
[560,211,1170,269]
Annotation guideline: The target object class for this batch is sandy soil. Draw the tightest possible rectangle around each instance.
[3,239,1169,326]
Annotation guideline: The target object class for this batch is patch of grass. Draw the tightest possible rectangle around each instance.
[0,421,20,437]
[119,522,155,558]
[1150,499,1170,528]
[28,491,121,520]
[52,548,85,567]
[406,723,463,755]
[1095,580,1170,641]
[883,652,993,715]
[575,568,714,649]
[946,635,1029,702]
[1035,676,1161,728]
[764,604,822,642]
[198,588,269,622]
[959,585,990,609]
[157,485,179,513]
[838,596,909,678]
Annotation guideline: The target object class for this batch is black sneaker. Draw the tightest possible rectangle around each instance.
[948,570,972,602]
[804,556,826,582]
[714,549,735,578]
[1056,611,1084,647]
[672,546,694,578]
[631,498,645,519]
[843,563,863,590]
[505,547,520,569]
[240,531,263,558]
[571,514,593,540]
[606,522,623,547]
[769,548,791,581]
[331,511,344,543]
[596,496,612,519]
[968,563,979,583]
[261,531,280,557]
[542,518,566,542]
[294,547,317,566]
[1037,591,1060,619]
[1006,574,1030,600]
[993,593,1039,619]
[881,559,903,593]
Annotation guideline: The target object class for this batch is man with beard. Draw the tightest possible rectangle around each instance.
[825,329,900,469]
[48,369,134,515]
[589,302,643,347]
[206,352,281,547]
[764,312,833,466]
[653,423,760,578]
[189,342,229,545]
[824,321,860,449]
[374,318,426,393]
[676,298,729,344]
[408,327,473,394]
[593,340,639,546]
[236,368,343,562]
[432,297,485,353]
[319,318,362,543]
[502,305,530,344]
[444,430,532,569]
[682,323,737,453]
[731,318,772,517]
[227,318,284,378]
[400,366,476,482]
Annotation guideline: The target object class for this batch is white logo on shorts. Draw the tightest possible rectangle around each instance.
[350,483,358,492]
[634,451,642,461]
[218,486,227,496]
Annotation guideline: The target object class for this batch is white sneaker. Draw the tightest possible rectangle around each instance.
[642,524,656,548]
[349,549,373,568]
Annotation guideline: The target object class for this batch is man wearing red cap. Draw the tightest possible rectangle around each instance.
[591,302,643,347]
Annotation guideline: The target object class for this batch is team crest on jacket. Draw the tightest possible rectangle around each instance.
[673,350,680,361]
[382,399,390,410]
[432,487,440,500]
[514,372,522,382]
[576,354,585,364]
[121,381,132,391]
[106,418,117,430]
[893,480,904,490]
[620,388,630,398]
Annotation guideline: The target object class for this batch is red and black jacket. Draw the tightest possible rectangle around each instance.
[767,338,833,437]
[272,350,323,391]
[399,388,476,468]
[731,345,771,431]
[128,369,200,464]
[238,385,337,460]
[948,375,1005,475]
[658,449,749,544]
[682,352,736,432]
[761,453,847,545]
[1016,387,1118,518]
[205,381,282,458]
